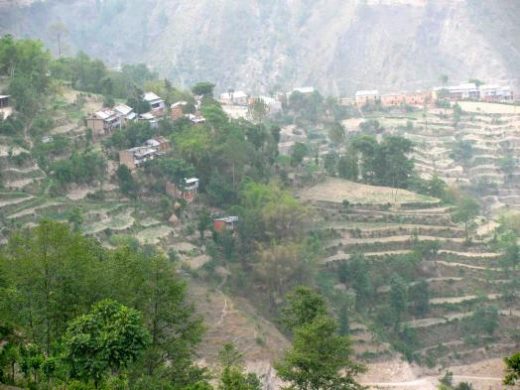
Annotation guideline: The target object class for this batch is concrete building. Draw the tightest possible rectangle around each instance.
[380,93,405,107]
[479,85,514,102]
[171,101,188,120]
[145,136,171,153]
[166,177,200,203]
[213,216,239,232]
[119,137,170,170]
[143,92,166,114]
[0,95,12,119]
[86,109,122,138]
[355,90,380,106]
[113,104,136,122]
[220,91,249,106]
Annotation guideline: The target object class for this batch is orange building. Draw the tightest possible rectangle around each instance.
[381,93,406,107]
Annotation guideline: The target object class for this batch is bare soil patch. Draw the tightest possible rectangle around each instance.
[299,178,437,205]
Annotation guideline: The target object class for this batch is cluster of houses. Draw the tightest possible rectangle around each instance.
[218,90,285,119]
[86,92,206,139]
[118,136,171,170]
[351,82,514,108]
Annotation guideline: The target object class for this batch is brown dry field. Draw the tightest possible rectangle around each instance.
[299,178,437,205]
[458,101,520,114]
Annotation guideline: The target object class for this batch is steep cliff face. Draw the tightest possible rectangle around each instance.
[1,0,519,94]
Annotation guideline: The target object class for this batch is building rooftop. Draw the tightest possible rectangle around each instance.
[171,101,188,108]
[355,90,379,97]
[143,92,162,102]
[215,216,239,223]
[129,146,157,158]
[140,112,156,120]
[184,177,199,185]
[113,104,133,116]
[93,109,117,120]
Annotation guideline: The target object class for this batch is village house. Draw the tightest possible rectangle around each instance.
[355,90,380,106]
[380,93,406,107]
[405,90,430,106]
[433,83,479,101]
[249,96,282,115]
[119,137,170,170]
[171,101,188,120]
[119,146,157,170]
[479,85,513,102]
[143,92,166,114]
[139,112,160,129]
[113,104,136,123]
[166,177,200,203]
[145,136,171,153]
[220,90,249,106]
[339,97,354,106]
[213,216,239,232]
[0,95,12,120]
[86,108,122,138]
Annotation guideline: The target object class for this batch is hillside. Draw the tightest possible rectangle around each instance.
[1,0,520,94]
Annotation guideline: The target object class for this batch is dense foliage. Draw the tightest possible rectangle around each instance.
[0,221,207,389]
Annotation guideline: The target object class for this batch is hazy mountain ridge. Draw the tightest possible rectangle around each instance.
[1,0,519,94]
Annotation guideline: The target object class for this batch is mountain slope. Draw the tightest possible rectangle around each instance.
[1,0,519,94]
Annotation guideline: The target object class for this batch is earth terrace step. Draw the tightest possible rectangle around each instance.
[326,224,465,239]
[0,194,34,209]
[434,260,501,272]
[326,236,480,254]
[436,250,502,262]
[338,213,452,226]
[322,250,414,265]
[310,200,442,211]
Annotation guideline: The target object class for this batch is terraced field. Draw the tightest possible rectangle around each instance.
[392,105,520,213]
[300,178,520,368]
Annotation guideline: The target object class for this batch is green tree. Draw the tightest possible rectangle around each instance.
[106,248,205,382]
[192,82,215,97]
[349,255,372,311]
[64,299,150,387]
[389,274,408,329]
[328,122,346,146]
[280,286,328,331]
[338,303,350,336]
[504,352,520,386]
[323,153,338,176]
[452,196,479,240]
[248,98,268,123]
[1,221,105,355]
[218,343,261,390]
[409,280,429,316]
[116,165,138,199]
[275,316,365,390]
[48,21,69,57]
[197,208,212,240]
[337,154,358,181]
[290,142,308,167]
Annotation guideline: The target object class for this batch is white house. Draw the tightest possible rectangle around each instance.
[355,90,380,106]
[143,92,166,112]
[113,104,136,121]
[220,91,249,106]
